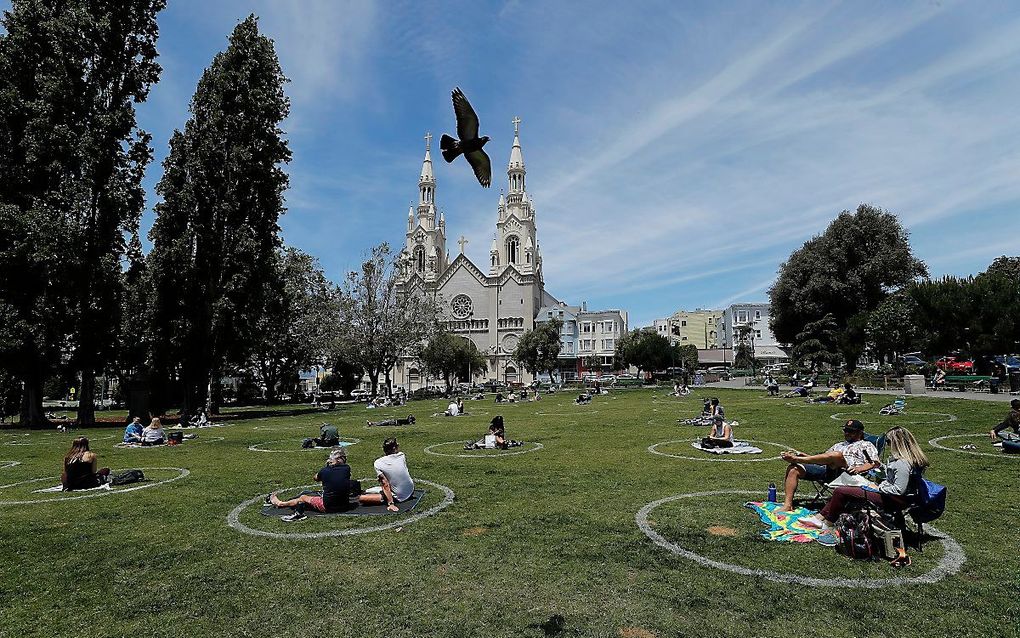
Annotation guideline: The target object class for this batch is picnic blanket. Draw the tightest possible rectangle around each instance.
[744,501,838,546]
[260,489,426,518]
[690,441,762,455]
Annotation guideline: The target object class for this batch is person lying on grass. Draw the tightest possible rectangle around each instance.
[989,399,1020,442]
[359,437,415,513]
[783,381,814,398]
[141,418,166,446]
[701,415,733,449]
[267,448,361,522]
[575,392,592,405]
[367,415,416,427]
[464,416,524,450]
[122,417,144,444]
[777,419,880,512]
[61,437,110,491]
[811,385,845,403]
[801,426,929,531]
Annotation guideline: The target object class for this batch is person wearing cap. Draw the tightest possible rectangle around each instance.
[989,399,1020,442]
[701,415,734,449]
[777,419,880,512]
[267,447,360,521]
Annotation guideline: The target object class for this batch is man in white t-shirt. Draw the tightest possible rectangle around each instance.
[359,437,415,512]
[777,419,880,511]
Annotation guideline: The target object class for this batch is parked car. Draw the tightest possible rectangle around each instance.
[615,373,637,381]
[900,355,926,367]
[348,389,370,400]
[935,356,973,373]
[706,366,729,374]
[993,355,1020,373]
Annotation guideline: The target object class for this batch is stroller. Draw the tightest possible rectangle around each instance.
[879,396,906,416]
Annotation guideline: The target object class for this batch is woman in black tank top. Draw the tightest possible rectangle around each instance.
[61,437,110,491]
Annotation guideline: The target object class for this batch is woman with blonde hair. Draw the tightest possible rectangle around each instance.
[141,417,165,446]
[61,437,111,491]
[803,425,929,530]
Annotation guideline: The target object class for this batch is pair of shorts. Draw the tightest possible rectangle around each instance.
[800,463,840,482]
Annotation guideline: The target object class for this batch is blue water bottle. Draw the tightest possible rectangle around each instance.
[767,482,777,503]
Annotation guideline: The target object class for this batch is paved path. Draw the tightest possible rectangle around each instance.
[704,378,1019,404]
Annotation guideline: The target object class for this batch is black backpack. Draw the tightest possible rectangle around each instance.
[834,510,876,560]
[111,469,145,486]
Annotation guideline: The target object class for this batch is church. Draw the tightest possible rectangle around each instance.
[393,118,563,388]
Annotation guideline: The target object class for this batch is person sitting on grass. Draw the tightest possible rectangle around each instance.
[494,392,505,403]
[359,437,414,513]
[507,390,519,403]
[777,419,881,512]
[465,416,524,450]
[141,418,166,446]
[764,374,780,396]
[312,423,340,447]
[801,426,929,530]
[835,383,859,405]
[701,415,733,449]
[61,437,110,491]
[189,408,209,428]
[575,392,592,405]
[267,448,361,522]
[367,415,416,427]
[710,397,725,419]
[700,398,712,417]
[123,417,144,444]
[989,399,1020,442]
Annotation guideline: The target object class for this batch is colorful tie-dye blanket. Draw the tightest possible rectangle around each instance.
[744,501,838,546]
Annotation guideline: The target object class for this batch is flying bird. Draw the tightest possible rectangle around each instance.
[440,87,491,188]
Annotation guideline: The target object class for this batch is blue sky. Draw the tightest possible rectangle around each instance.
[4,0,1020,327]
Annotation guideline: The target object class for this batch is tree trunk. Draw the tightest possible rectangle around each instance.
[77,369,96,426]
[207,373,222,414]
[385,370,392,397]
[20,375,48,429]
[369,371,379,397]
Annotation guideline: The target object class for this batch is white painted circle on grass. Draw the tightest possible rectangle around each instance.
[636,489,965,588]
[929,433,1018,459]
[1,461,20,470]
[248,438,360,453]
[0,467,190,505]
[648,439,787,462]
[226,478,455,539]
[115,436,225,449]
[535,410,600,416]
[423,441,544,458]
[831,411,957,425]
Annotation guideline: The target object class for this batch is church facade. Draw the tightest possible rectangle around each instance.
[393,119,562,388]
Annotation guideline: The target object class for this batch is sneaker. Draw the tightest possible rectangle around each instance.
[800,514,828,530]
[281,512,307,522]
[264,494,273,506]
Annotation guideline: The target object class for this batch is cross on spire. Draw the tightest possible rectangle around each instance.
[424,131,432,151]
[512,116,521,135]
[458,235,469,254]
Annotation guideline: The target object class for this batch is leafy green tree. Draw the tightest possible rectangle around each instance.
[147,15,291,418]
[791,314,840,371]
[674,343,700,378]
[614,329,672,374]
[0,0,164,426]
[418,331,485,392]
[769,204,927,370]
[246,248,340,404]
[865,292,917,364]
[323,358,363,399]
[337,244,439,397]
[514,319,563,382]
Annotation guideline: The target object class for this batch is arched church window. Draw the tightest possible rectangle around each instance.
[415,246,425,272]
[506,236,520,264]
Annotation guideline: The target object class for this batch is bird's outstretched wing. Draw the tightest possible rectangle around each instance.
[452,87,480,140]
[465,149,491,187]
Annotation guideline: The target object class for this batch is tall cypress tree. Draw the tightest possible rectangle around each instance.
[0,0,164,427]
[148,15,290,418]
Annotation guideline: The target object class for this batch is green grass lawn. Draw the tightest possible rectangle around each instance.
[1,388,1017,638]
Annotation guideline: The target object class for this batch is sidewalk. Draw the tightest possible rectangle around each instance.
[707,378,1018,403]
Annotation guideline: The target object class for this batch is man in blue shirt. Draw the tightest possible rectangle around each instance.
[123,417,144,444]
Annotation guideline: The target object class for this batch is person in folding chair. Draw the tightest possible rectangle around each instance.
[777,419,881,512]
[800,426,928,531]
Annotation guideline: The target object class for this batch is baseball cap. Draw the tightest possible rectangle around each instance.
[843,419,864,432]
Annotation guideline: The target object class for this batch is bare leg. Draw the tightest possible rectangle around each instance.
[359,477,398,512]
[780,464,806,511]
[270,493,318,509]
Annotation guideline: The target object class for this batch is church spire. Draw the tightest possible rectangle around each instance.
[418,132,436,228]
[507,117,525,198]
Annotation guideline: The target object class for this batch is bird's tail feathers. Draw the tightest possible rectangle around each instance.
[439,134,461,162]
